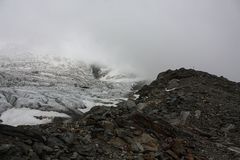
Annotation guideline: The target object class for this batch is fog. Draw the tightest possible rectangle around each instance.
[0,0,240,81]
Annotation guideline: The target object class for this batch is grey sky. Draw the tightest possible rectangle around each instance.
[0,0,240,81]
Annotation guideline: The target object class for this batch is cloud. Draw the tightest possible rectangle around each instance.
[0,0,240,81]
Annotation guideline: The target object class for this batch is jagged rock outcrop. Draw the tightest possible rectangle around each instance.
[0,68,240,160]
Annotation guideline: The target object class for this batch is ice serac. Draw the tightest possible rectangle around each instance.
[0,46,141,126]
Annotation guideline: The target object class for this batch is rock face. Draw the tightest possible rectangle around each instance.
[0,68,240,160]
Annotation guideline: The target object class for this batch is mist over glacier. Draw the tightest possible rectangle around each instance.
[1,1,240,158]
[0,0,240,80]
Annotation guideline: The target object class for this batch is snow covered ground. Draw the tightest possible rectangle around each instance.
[0,45,141,126]
[0,108,70,126]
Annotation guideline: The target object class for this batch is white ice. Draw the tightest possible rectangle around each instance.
[0,46,142,126]
[0,108,70,126]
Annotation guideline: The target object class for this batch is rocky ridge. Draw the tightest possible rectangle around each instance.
[0,68,240,160]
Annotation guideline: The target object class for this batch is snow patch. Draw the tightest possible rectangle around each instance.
[165,88,176,92]
[0,108,69,126]
[133,94,140,100]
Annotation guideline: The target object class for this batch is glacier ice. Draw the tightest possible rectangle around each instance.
[0,47,141,126]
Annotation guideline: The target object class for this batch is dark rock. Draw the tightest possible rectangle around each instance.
[90,64,104,79]
[179,111,191,126]
[0,144,14,154]
[33,142,53,156]
[131,80,148,91]
[52,117,72,123]
[32,71,40,74]
[104,130,114,141]
[221,124,236,133]
[0,124,44,142]
[135,133,159,152]
[60,157,71,160]
[28,149,40,160]
[136,103,147,112]
[75,144,95,156]
[194,110,201,119]
[59,132,75,145]
[126,100,136,110]
[9,157,26,160]
[80,134,92,144]
[167,79,180,89]
[108,137,127,149]
[70,152,79,159]
[47,136,65,147]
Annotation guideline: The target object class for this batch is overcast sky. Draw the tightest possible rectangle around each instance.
[0,0,240,81]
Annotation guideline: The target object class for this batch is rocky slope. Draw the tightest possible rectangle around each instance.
[0,68,240,160]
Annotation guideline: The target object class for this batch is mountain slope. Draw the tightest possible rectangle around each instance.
[0,68,240,159]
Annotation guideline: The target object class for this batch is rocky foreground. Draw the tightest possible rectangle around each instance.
[0,68,240,160]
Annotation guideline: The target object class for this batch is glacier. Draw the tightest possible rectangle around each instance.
[0,46,142,126]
